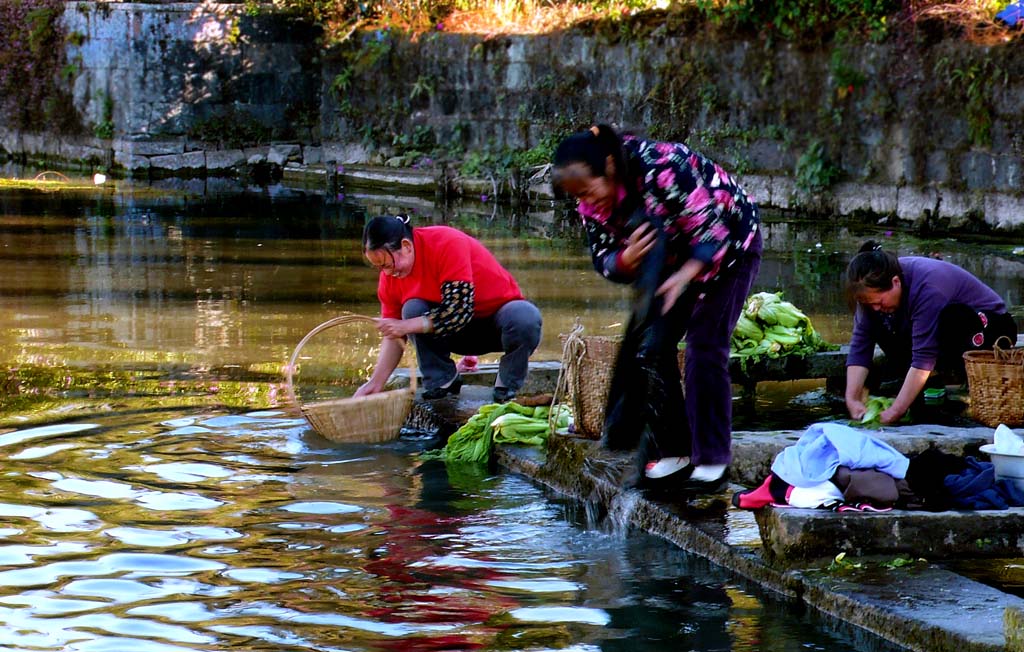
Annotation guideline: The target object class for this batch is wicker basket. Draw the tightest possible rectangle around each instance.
[285,314,417,443]
[557,327,685,439]
[963,336,1024,428]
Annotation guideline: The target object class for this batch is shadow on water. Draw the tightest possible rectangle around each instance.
[0,175,1020,649]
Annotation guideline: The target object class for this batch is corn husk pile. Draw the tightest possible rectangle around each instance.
[730,292,838,371]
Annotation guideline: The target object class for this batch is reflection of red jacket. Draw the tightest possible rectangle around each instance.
[363,505,518,649]
[377,227,523,319]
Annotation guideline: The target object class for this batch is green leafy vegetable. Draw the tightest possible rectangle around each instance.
[855,395,911,428]
[422,402,571,464]
[727,291,838,372]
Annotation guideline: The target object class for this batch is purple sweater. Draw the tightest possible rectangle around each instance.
[847,257,1007,371]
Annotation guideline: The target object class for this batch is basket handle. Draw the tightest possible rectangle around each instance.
[991,335,1019,364]
[284,313,418,408]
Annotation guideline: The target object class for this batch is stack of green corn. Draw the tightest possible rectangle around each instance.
[730,291,837,371]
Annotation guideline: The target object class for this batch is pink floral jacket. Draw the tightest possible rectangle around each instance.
[578,135,760,285]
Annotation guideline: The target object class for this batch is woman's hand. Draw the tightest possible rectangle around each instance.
[353,381,382,398]
[846,398,867,421]
[656,258,704,314]
[375,317,420,339]
[845,366,870,420]
[879,404,907,424]
[619,222,657,272]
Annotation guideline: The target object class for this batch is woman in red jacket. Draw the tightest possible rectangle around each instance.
[355,215,542,404]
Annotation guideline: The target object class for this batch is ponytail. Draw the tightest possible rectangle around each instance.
[552,124,628,186]
[845,239,903,304]
[363,214,413,252]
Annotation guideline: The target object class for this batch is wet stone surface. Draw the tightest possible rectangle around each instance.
[496,433,1024,652]
[404,357,1024,651]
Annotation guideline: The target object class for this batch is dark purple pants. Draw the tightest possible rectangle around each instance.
[643,230,762,466]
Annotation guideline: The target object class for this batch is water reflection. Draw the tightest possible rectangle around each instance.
[0,408,903,651]
[0,182,1017,650]
[1,186,1022,424]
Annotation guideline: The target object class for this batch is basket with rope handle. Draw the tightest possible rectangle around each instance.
[285,314,417,443]
[553,320,685,439]
[963,335,1024,428]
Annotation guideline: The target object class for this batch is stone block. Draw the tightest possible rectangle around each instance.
[270,143,301,159]
[503,62,531,91]
[925,150,950,185]
[962,151,996,191]
[755,506,1024,566]
[114,139,185,157]
[244,147,268,163]
[206,149,246,170]
[150,151,206,171]
[936,190,980,221]
[267,149,287,166]
[835,183,896,216]
[20,133,60,157]
[769,175,799,210]
[322,142,370,165]
[896,186,939,221]
[985,193,1024,231]
[114,150,150,171]
[58,141,108,163]
[0,130,21,154]
[994,155,1022,192]
[302,146,323,165]
[747,139,791,172]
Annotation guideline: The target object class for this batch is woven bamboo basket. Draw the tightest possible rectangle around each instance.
[557,326,685,439]
[964,336,1024,428]
[285,314,417,443]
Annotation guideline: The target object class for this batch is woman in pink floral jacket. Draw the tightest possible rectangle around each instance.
[552,124,762,495]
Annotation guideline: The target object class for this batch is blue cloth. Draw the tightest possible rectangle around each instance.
[771,422,910,487]
[944,457,1024,510]
[997,1,1024,26]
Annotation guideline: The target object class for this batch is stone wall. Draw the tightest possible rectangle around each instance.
[0,2,321,176]
[0,3,1022,230]
[321,29,1024,230]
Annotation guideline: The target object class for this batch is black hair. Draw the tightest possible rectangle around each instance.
[551,124,627,187]
[551,124,645,225]
[362,214,413,252]
[845,240,903,304]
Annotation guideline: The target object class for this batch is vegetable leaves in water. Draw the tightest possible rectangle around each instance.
[855,395,911,428]
[422,402,572,464]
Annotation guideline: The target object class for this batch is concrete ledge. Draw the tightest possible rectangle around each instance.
[757,507,1024,566]
[495,434,1024,652]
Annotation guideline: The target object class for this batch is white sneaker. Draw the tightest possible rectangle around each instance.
[644,456,691,479]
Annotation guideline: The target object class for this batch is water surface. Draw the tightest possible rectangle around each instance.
[0,179,1020,650]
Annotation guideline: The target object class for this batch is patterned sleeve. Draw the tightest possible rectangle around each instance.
[584,218,634,284]
[427,280,475,336]
[638,141,739,267]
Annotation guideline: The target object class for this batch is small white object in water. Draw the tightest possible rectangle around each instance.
[93,173,106,185]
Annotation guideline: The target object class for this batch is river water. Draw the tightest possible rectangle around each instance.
[0,174,1021,650]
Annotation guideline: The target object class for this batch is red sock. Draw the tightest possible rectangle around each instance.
[734,476,775,509]
[733,473,792,509]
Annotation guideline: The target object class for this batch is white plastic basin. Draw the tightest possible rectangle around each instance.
[980,444,1024,492]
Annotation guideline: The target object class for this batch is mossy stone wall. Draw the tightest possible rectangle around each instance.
[325,31,1023,192]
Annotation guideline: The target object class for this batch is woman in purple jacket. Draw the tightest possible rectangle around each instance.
[845,240,1018,424]
[552,124,762,495]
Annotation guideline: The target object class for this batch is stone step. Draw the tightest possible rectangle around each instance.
[497,436,1024,652]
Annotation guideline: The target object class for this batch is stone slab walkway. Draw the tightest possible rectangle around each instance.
[495,434,1024,652]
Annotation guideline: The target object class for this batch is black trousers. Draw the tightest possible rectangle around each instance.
[875,304,1017,383]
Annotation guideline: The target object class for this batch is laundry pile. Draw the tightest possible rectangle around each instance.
[733,422,1024,511]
